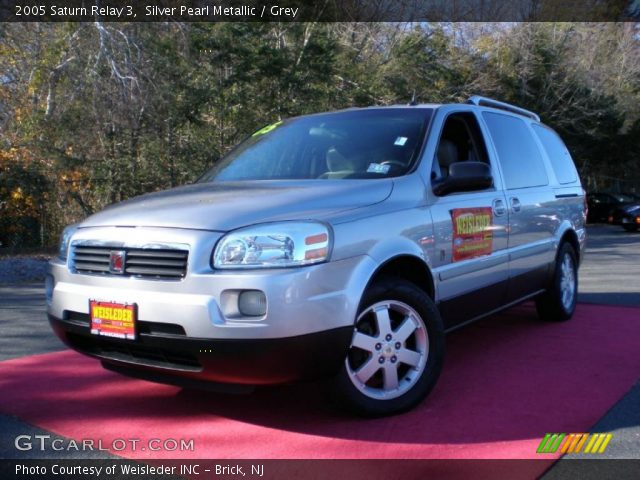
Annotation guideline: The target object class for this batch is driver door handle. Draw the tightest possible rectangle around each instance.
[493,199,506,217]
[510,197,521,213]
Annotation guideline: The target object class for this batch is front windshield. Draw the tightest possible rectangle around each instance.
[199,108,432,182]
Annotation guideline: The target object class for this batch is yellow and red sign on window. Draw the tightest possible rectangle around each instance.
[451,207,493,262]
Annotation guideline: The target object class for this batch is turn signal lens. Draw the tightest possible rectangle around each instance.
[305,247,328,260]
[305,233,328,245]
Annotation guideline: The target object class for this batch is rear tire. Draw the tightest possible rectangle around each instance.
[535,243,578,322]
[332,277,445,417]
[623,224,638,232]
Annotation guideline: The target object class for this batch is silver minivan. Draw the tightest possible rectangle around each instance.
[47,96,586,416]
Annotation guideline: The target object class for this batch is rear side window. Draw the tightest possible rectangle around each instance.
[531,124,578,184]
[482,112,549,189]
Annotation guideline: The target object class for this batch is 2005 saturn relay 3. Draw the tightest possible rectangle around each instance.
[47,96,586,416]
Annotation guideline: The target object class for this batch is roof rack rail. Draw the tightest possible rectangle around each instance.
[467,95,540,122]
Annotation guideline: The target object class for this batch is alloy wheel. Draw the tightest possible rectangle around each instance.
[560,253,576,310]
[345,300,428,400]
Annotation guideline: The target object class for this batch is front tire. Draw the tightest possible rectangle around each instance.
[332,277,445,417]
[535,243,578,322]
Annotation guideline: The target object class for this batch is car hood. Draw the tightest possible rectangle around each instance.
[80,180,394,231]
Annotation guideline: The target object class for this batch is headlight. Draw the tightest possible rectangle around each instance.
[58,224,79,261]
[213,222,331,269]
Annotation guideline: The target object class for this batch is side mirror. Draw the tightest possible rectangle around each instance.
[432,161,493,196]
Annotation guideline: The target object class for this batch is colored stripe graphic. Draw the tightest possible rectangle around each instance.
[574,433,589,453]
[536,434,552,453]
[549,434,565,453]
[560,434,577,454]
[598,434,613,453]
[537,433,613,454]
[584,434,598,453]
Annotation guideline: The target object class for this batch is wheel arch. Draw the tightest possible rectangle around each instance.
[559,228,581,263]
[361,254,435,306]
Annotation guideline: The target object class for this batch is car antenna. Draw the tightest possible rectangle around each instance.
[408,90,418,106]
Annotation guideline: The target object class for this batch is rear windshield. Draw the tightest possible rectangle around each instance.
[199,108,432,182]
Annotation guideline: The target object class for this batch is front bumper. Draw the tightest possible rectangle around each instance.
[47,226,375,385]
[49,314,352,385]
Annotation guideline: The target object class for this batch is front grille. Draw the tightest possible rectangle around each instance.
[72,245,188,279]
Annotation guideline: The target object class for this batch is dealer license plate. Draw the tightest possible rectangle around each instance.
[89,300,137,340]
[622,218,631,224]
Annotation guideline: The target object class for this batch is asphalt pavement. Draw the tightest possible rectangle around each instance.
[0,224,638,470]
[0,284,64,361]
[577,224,640,307]
[543,224,640,476]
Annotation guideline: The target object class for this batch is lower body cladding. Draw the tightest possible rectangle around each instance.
[47,251,375,389]
[49,315,352,389]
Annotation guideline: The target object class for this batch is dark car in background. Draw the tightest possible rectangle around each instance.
[586,192,636,223]
[623,192,640,201]
[609,204,640,232]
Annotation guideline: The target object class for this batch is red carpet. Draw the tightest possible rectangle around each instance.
[0,303,638,466]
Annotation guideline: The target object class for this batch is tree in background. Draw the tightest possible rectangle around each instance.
[0,22,638,248]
